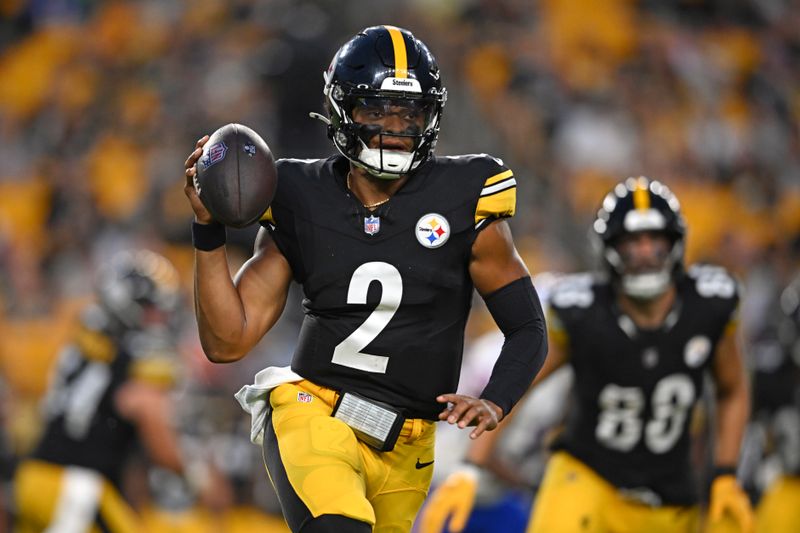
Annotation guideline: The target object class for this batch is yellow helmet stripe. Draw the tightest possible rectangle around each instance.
[260,206,274,224]
[633,181,650,210]
[385,26,408,78]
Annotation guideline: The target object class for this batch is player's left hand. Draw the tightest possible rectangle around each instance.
[436,394,503,439]
[418,465,479,533]
[708,475,754,533]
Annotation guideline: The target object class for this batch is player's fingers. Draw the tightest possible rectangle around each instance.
[469,414,496,439]
[419,504,447,533]
[196,134,209,148]
[456,404,484,428]
[184,146,203,169]
[449,500,471,532]
[444,399,473,425]
[436,393,462,404]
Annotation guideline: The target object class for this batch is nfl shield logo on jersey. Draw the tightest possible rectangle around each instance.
[364,215,380,235]
[415,213,450,248]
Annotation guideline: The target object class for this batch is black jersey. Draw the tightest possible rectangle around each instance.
[549,265,740,505]
[261,154,516,419]
[33,305,178,486]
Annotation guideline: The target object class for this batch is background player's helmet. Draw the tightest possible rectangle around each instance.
[592,176,686,299]
[322,25,447,179]
[96,250,181,330]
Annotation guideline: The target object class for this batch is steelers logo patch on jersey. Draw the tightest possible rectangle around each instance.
[415,213,450,248]
[684,335,712,367]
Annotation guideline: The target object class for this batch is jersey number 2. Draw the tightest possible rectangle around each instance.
[332,262,402,373]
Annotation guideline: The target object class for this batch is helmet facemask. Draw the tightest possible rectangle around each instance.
[604,232,684,300]
[325,84,445,179]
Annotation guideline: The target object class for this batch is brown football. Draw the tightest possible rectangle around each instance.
[194,123,276,228]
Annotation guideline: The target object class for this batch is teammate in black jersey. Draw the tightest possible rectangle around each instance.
[13,251,229,533]
[183,26,547,533]
[421,177,754,533]
[755,276,800,532]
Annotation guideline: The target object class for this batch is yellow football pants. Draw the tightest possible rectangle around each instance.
[266,380,436,533]
[756,475,800,533]
[14,460,140,533]
[527,451,700,533]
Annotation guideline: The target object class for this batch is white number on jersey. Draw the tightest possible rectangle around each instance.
[331,262,403,373]
[550,274,595,309]
[596,373,696,454]
[42,346,113,440]
[689,265,736,299]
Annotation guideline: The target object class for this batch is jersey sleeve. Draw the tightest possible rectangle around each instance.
[73,305,117,363]
[258,158,304,281]
[125,337,180,389]
[685,264,741,341]
[472,156,517,231]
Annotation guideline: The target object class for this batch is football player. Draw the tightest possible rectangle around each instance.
[13,250,229,533]
[183,26,547,533]
[420,177,754,533]
[755,275,800,532]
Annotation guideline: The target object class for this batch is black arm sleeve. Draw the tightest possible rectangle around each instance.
[479,276,548,416]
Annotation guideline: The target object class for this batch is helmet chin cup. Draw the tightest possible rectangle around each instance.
[357,144,416,178]
[621,270,672,300]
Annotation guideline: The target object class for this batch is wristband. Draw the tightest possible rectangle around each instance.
[712,465,737,480]
[192,221,226,251]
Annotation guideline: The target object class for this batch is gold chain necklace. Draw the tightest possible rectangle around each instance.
[347,172,390,209]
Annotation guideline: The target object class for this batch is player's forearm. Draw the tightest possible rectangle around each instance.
[714,378,750,467]
[194,248,250,362]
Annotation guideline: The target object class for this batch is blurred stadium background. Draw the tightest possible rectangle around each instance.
[0,0,798,531]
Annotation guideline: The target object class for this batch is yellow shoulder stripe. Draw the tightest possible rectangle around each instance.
[475,187,516,224]
[75,326,116,363]
[260,206,274,224]
[129,357,178,388]
[484,169,513,187]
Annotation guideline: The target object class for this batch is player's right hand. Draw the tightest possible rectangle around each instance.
[708,475,754,533]
[419,465,479,533]
[184,135,214,224]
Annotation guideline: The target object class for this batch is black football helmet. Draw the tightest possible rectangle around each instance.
[96,250,181,330]
[592,176,687,299]
[318,25,447,178]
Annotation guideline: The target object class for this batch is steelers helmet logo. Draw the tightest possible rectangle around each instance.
[415,213,450,248]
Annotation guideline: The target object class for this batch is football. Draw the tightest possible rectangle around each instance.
[194,123,277,228]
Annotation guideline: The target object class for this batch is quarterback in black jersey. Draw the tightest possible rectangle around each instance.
[421,178,754,533]
[13,251,228,533]
[183,26,547,533]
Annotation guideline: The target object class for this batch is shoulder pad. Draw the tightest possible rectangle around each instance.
[686,264,740,300]
[441,154,516,229]
[74,305,116,363]
[548,273,599,310]
[261,158,327,228]
[123,331,180,388]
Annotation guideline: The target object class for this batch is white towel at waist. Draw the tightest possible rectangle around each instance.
[234,366,303,445]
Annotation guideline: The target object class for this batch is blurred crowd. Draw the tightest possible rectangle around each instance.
[0,0,799,530]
